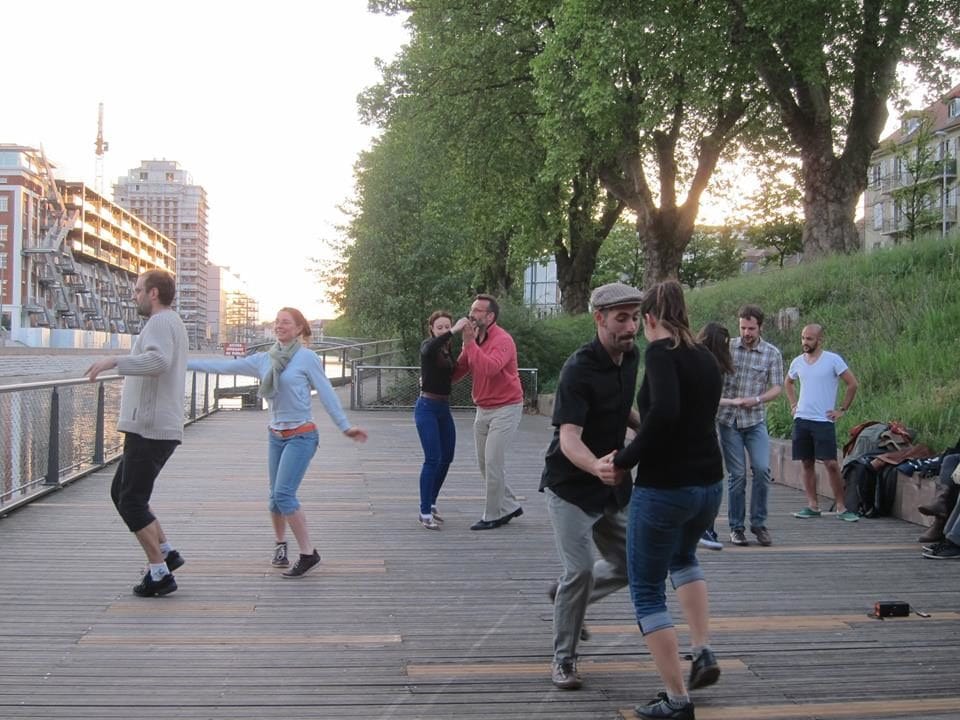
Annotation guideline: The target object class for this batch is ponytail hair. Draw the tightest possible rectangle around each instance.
[640,281,696,349]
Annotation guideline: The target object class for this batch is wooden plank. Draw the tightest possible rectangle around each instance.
[0,395,958,719]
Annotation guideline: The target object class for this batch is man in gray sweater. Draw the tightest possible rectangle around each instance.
[86,269,188,597]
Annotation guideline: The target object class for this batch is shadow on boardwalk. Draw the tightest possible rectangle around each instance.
[1,394,959,719]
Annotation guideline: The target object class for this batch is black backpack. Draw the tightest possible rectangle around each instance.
[843,460,898,518]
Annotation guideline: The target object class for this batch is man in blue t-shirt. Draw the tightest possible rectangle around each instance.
[784,324,860,521]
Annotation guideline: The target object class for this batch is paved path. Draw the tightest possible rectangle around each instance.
[0,398,958,719]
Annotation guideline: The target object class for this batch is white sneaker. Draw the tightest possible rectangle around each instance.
[419,515,441,530]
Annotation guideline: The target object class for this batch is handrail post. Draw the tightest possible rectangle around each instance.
[93,382,105,464]
[203,373,210,416]
[350,360,357,410]
[44,386,60,485]
[189,372,197,420]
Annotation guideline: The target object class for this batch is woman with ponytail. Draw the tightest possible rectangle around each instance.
[188,307,367,578]
[599,281,723,720]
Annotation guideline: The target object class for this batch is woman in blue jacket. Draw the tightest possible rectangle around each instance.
[188,307,367,578]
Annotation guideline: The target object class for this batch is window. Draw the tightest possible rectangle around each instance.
[0,195,8,212]
[0,224,7,245]
[949,97,960,119]
[139,172,148,180]
[871,164,881,188]
[873,203,883,231]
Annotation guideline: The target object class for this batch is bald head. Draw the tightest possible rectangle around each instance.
[800,324,824,355]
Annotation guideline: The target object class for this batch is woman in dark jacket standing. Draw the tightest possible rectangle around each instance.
[415,311,469,529]
[604,281,723,720]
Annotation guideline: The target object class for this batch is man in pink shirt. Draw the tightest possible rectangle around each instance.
[454,294,525,530]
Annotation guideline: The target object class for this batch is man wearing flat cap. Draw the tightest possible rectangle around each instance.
[539,281,642,690]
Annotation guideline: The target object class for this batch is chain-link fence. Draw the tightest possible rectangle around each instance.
[0,372,218,513]
[351,365,539,411]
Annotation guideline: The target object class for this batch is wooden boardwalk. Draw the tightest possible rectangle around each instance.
[1,393,959,720]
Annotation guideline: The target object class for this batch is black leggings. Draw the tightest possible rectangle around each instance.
[110,433,179,533]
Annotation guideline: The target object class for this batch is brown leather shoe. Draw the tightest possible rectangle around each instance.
[918,516,946,543]
[751,526,773,546]
[918,482,958,519]
[551,659,582,690]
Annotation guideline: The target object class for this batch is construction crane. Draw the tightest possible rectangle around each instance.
[94,102,109,195]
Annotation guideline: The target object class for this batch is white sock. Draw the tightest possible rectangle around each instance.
[149,563,170,581]
[160,542,173,554]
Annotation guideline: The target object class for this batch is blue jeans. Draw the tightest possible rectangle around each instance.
[267,429,318,515]
[414,397,456,515]
[719,421,771,531]
[627,482,722,635]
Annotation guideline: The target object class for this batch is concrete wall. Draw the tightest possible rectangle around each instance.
[770,439,937,528]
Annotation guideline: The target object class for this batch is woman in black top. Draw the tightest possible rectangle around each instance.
[607,281,723,720]
[415,310,469,529]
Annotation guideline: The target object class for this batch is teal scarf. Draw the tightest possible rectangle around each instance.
[259,340,301,399]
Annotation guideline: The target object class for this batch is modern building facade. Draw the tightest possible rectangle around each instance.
[0,145,175,347]
[864,84,960,250]
[207,263,259,347]
[114,160,209,348]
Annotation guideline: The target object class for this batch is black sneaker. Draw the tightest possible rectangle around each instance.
[635,692,695,719]
[282,549,320,578]
[164,549,185,572]
[729,529,748,546]
[272,541,290,567]
[133,571,177,597]
[923,540,960,559]
[688,647,721,690]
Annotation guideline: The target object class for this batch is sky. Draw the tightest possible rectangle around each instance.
[5,1,409,322]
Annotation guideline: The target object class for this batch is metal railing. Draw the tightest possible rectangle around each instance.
[351,365,539,411]
[0,339,405,515]
[0,372,218,514]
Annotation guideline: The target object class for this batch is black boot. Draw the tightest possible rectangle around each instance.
[918,482,958,519]
[918,516,946,543]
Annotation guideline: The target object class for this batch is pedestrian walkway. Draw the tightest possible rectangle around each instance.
[0,398,958,719]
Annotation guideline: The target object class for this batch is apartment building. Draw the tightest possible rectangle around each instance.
[864,84,960,250]
[0,145,174,347]
[207,264,260,347]
[114,160,209,348]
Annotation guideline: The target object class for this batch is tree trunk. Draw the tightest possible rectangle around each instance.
[555,242,599,314]
[801,152,864,257]
[641,214,688,289]
[553,170,624,314]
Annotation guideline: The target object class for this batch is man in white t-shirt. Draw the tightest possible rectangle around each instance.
[784,324,860,522]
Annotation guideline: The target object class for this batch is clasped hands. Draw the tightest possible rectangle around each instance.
[595,451,626,486]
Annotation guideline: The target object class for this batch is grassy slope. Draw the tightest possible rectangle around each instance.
[528,236,960,451]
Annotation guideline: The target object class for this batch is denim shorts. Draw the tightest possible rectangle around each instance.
[627,482,723,635]
[792,418,837,461]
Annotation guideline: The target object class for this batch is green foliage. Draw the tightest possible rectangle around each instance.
[885,116,948,244]
[683,234,960,449]
[592,219,644,288]
[746,219,804,268]
[538,234,960,447]
[678,229,744,289]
